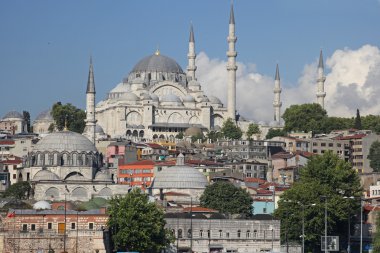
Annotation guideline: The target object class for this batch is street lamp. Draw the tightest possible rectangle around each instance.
[344,196,364,253]
[299,202,316,253]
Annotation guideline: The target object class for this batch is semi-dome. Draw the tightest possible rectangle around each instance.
[183,94,195,102]
[33,170,60,181]
[35,110,53,121]
[184,126,202,137]
[151,154,208,189]
[33,131,97,153]
[120,92,140,102]
[110,83,130,93]
[94,170,112,182]
[208,96,222,104]
[131,53,184,74]
[150,93,159,101]
[33,200,52,210]
[161,94,182,103]
[140,93,152,100]
[197,95,210,102]
[3,111,23,120]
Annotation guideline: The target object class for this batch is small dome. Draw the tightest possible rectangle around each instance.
[151,163,208,189]
[269,121,280,127]
[140,93,152,100]
[183,95,195,102]
[95,170,112,182]
[120,92,140,102]
[188,80,200,86]
[110,83,130,93]
[95,124,105,134]
[208,96,222,104]
[33,200,52,210]
[197,95,209,102]
[150,93,159,101]
[35,110,53,121]
[33,170,60,181]
[3,111,23,120]
[131,54,184,74]
[184,126,202,137]
[33,131,97,153]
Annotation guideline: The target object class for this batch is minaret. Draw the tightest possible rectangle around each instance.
[187,23,197,81]
[227,3,237,121]
[85,57,96,143]
[273,64,282,124]
[316,50,326,109]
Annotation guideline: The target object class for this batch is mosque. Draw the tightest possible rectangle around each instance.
[83,5,329,143]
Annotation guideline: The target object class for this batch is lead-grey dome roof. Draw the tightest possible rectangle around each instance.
[3,111,23,119]
[33,131,97,153]
[35,110,53,121]
[131,53,184,74]
[151,155,208,189]
[33,200,52,210]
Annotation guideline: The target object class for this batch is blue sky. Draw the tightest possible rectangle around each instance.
[1,0,380,120]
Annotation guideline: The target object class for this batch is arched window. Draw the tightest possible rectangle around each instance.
[237,230,241,238]
[200,229,203,238]
[207,230,210,238]
[246,230,250,238]
[187,229,192,238]
[253,229,257,237]
[178,229,183,238]
[219,230,223,238]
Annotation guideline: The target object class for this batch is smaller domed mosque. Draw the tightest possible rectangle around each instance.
[23,129,129,201]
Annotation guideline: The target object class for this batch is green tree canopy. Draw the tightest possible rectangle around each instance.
[2,181,31,199]
[200,181,253,217]
[51,102,86,133]
[274,152,361,252]
[282,103,327,134]
[265,128,287,139]
[221,118,243,140]
[107,189,173,252]
[321,116,353,134]
[246,123,261,139]
[362,115,380,134]
[373,213,380,252]
[368,140,380,172]
[207,130,223,143]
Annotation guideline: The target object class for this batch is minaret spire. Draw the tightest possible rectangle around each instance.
[187,23,197,81]
[316,50,326,109]
[84,56,97,143]
[227,3,237,121]
[273,64,282,124]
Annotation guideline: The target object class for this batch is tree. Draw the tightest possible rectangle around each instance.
[246,123,261,139]
[207,130,223,143]
[191,132,205,143]
[373,212,380,252]
[23,111,31,133]
[274,152,361,252]
[282,103,327,134]
[200,181,253,217]
[321,116,353,134]
[354,109,362,130]
[175,132,184,139]
[368,141,380,172]
[51,102,86,133]
[2,182,31,199]
[362,115,380,134]
[107,189,173,252]
[221,118,242,140]
[265,128,287,139]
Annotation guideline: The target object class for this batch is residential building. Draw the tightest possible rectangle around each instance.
[118,160,155,188]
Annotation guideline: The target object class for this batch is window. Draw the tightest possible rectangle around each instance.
[200,229,203,237]
[31,224,36,231]
[219,230,223,238]
[187,229,192,238]
[22,224,28,231]
[237,230,241,238]
[13,174,16,179]
[321,143,326,147]
[226,232,230,238]
[48,223,52,230]
[246,230,250,238]
[71,223,76,230]
[88,223,94,230]
[178,229,183,238]
[328,143,333,147]
[263,207,267,213]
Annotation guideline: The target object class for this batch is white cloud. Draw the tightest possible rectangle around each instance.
[196,44,380,122]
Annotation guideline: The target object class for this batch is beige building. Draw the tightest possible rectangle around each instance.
[0,111,26,134]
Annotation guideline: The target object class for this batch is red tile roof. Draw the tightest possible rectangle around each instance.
[146,143,167,150]
[0,140,15,145]
[183,206,218,213]
[245,178,266,184]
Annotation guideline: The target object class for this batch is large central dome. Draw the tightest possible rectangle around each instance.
[131,52,184,74]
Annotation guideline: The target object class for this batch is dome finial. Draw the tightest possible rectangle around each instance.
[155,45,160,56]
[63,115,68,131]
